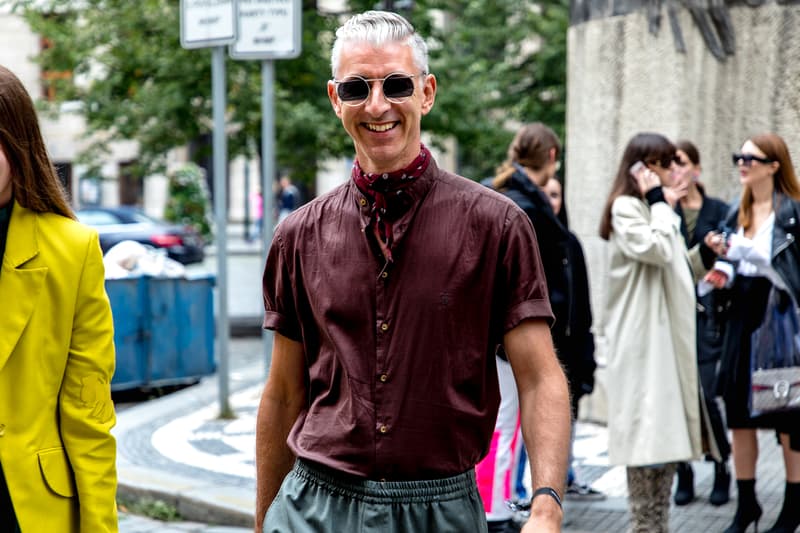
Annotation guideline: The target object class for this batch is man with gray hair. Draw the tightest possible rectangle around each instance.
[255,10,570,533]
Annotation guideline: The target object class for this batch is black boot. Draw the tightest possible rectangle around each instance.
[673,462,695,506]
[724,479,762,533]
[764,482,800,533]
[710,461,731,506]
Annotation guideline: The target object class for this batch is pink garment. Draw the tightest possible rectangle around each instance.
[251,191,263,219]
[475,356,522,521]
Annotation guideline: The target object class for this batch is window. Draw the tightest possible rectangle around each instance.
[118,160,143,206]
[40,34,73,102]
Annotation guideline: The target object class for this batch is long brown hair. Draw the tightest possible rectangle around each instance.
[0,65,73,218]
[492,123,561,189]
[599,132,676,240]
[737,132,800,232]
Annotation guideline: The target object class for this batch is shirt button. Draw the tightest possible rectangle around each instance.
[381,271,388,279]
[359,197,367,206]
[380,322,389,332]
[379,373,388,382]
[379,424,388,434]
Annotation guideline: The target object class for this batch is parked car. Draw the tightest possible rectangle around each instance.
[76,206,205,265]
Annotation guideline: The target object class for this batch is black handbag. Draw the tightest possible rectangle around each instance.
[750,287,800,415]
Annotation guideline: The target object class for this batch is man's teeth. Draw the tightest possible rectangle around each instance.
[366,122,395,132]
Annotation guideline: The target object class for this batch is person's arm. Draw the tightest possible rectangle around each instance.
[504,318,571,532]
[254,332,307,532]
[59,232,118,532]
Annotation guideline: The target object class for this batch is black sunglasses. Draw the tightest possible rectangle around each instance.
[732,153,773,166]
[334,73,421,106]
[645,155,680,169]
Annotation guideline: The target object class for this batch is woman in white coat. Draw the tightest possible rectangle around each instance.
[598,132,704,532]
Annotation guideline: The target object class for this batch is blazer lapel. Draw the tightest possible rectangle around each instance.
[0,202,47,372]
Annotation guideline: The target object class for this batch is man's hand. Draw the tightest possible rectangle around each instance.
[521,496,563,532]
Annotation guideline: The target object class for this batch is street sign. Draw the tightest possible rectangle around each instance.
[180,0,237,49]
[230,0,302,60]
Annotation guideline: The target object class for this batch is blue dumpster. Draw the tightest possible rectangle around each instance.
[147,274,216,385]
[106,277,148,391]
[106,274,216,391]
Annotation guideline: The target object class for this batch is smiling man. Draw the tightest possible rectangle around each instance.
[255,10,571,533]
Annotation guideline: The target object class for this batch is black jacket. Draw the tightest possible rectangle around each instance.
[721,193,800,303]
[675,190,732,364]
[485,167,596,399]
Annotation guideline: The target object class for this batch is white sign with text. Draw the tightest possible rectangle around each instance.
[230,0,301,60]
[180,0,237,49]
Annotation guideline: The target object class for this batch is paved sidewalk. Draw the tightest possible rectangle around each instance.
[115,337,793,532]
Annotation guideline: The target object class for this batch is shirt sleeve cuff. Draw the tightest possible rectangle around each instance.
[262,311,302,341]
[504,298,555,333]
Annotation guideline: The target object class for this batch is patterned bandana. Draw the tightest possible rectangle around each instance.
[352,144,431,262]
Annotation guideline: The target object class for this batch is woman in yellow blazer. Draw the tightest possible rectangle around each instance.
[0,66,117,531]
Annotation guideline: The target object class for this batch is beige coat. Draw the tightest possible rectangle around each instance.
[604,196,703,466]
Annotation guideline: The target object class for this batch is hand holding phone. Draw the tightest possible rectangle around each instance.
[629,160,646,179]
[629,161,659,195]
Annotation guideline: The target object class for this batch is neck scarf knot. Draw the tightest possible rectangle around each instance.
[352,144,431,262]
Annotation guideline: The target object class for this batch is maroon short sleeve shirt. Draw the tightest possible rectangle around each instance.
[262,158,552,480]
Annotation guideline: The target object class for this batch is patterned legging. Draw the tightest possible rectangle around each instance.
[626,463,678,533]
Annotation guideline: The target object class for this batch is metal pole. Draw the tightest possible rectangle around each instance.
[261,60,275,378]
[212,46,233,418]
[244,160,251,242]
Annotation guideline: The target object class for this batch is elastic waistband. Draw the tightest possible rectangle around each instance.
[292,459,478,504]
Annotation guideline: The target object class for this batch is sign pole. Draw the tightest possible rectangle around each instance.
[230,0,302,380]
[212,45,233,418]
[180,0,236,419]
[261,59,275,378]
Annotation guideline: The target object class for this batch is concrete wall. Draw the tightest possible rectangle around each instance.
[566,2,800,420]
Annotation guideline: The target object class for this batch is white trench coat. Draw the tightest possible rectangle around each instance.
[604,196,704,466]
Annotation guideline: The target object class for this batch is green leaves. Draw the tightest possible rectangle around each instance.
[10,0,567,185]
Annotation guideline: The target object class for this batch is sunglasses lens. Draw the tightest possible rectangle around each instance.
[338,79,370,102]
[383,75,415,100]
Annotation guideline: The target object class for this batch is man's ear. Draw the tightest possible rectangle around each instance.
[420,74,436,116]
[328,81,343,118]
[549,147,557,163]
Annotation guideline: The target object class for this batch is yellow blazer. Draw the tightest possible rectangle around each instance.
[0,202,117,532]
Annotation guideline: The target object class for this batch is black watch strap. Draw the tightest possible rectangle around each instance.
[531,486,563,509]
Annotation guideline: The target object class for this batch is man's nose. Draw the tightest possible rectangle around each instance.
[364,80,391,113]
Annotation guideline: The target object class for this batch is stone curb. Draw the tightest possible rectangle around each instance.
[115,364,262,528]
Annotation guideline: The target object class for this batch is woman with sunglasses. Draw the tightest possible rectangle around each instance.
[670,140,733,507]
[599,132,703,532]
[703,133,800,533]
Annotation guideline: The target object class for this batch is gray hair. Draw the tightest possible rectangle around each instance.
[330,10,429,79]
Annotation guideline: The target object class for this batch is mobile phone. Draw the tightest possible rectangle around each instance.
[629,160,646,178]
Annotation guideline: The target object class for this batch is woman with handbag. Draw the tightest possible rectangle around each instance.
[599,132,702,532]
[703,132,800,533]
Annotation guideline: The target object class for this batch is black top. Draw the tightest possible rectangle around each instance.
[0,201,12,274]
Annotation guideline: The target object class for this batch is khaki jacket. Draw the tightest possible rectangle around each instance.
[604,196,703,466]
[0,202,117,531]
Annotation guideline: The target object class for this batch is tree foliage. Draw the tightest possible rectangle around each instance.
[9,0,567,185]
